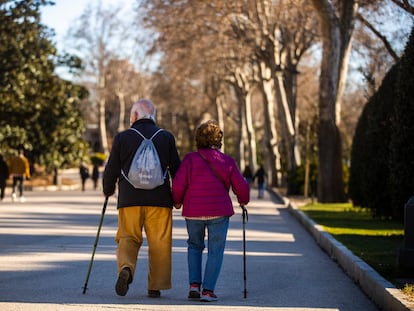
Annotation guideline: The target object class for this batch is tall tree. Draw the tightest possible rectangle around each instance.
[311,0,410,202]
[140,0,246,155]
[227,65,258,171]
[140,0,318,186]
[66,1,134,153]
[217,0,318,186]
[137,0,409,195]
[310,0,358,202]
[105,59,150,138]
[0,0,89,174]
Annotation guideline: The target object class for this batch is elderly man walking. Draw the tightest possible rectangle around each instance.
[103,98,181,298]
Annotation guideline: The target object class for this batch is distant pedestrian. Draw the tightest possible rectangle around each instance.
[172,120,250,302]
[242,165,253,185]
[254,165,266,198]
[92,164,99,190]
[0,154,9,201]
[9,149,30,202]
[79,162,89,191]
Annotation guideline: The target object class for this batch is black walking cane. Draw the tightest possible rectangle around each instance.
[241,204,248,298]
[82,196,109,294]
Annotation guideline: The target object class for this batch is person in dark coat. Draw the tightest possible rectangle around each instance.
[254,165,266,198]
[0,154,9,201]
[79,162,89,191]
[103,98,181,298]
[242,165,253,185]
[92,164,99,190]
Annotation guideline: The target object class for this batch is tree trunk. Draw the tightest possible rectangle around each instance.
[336,1,359,124]
[274,69,299,183]
[284,61,302,169]
[318,120,346,202]
[311,0,347,202]
[216,95,225,151]
[98,95,108,154]
[117,91,126,133]
[304,122,311,198]
[317,33,346,202]
[97,57,109,154]
[260,61,282,187]
[245,90,257,171]
[232,67,258,171]
[239,92,247,169]
[271,27,301,188]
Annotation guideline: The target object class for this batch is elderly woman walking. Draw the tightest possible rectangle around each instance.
[172,120,250,302]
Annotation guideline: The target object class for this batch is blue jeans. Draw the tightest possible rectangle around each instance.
[186,216,230,291]
[258,182,265,198]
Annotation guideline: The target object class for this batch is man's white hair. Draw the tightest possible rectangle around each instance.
[131,98,156,121]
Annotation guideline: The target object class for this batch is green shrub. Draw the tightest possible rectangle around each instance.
[389,26,414,220]
[286,162,318,196]
[349,65,397,218]
[350,26,414,222]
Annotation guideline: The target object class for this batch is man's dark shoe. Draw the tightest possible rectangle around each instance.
[147,289,161,298]
[115,267,132,296]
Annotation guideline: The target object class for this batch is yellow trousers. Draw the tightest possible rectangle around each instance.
[116,206,172,290]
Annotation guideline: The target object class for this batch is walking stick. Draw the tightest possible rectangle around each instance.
[82,196,109,294]
[241,204,248,298]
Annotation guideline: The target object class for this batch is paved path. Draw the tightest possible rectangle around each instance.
[0,189,380,311]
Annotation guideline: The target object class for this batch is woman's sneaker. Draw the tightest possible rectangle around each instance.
[188,283,200,299]
[200,289,218,302]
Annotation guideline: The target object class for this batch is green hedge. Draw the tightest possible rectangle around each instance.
[349,26,414,221]
[349,65,396,218]
[389,27,414,220]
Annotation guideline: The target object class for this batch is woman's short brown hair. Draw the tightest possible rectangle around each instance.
[195,120,223,149]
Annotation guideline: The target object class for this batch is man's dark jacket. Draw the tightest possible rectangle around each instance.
[103,119,181,208]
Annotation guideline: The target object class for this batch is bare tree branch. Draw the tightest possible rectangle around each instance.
[389,0,414,15]
[357,12,400,62]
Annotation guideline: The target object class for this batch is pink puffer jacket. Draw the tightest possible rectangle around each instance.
[172,148,250,217]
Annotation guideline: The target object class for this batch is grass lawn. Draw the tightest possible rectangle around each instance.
[297,203,412,294]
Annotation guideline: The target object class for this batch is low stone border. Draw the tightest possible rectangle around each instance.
[286,200,414,311]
